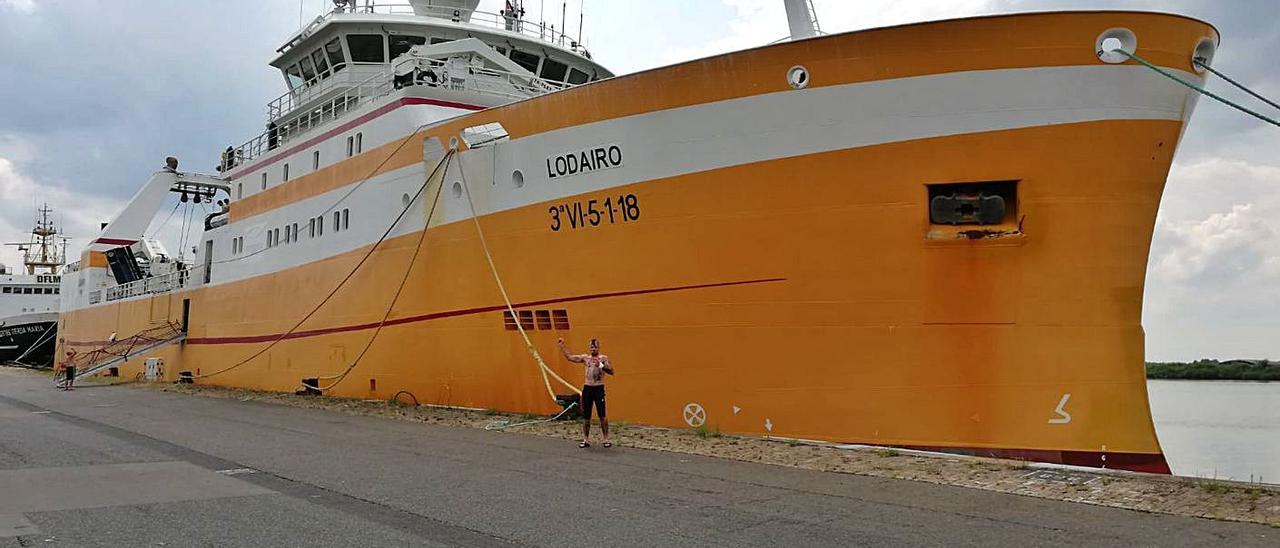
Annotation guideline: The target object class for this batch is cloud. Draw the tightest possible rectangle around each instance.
[1144,158,1280,360]
[647,0,994,70]
[1153,204,1276,283]
[0,147,124,270]
[0,0,35,14]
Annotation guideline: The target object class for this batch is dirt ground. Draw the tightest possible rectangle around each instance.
[104,380,1278,528]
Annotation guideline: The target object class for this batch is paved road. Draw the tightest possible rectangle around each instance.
[0,370,1273,547]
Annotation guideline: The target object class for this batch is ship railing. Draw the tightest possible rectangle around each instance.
[229,66,394,169]
[229,57,569,170]
[343,3,589,55]
[103,269,190,303]
[266,63,359,123]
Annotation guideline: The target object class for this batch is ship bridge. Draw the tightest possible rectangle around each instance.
[220,0,612,173]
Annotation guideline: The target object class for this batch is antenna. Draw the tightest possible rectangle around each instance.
[782,0,822,40]
[561,2,566,46]
[577,0,584,48]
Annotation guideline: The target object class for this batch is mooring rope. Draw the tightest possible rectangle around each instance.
[1193,58,1280,113]
[195,150,454,381]
[306,151,454,392]
[455,145,581,402]
[1113,49,1280,129]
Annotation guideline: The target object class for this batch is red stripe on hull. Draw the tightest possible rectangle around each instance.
[65,277,786,348]
[893,444,1172,474]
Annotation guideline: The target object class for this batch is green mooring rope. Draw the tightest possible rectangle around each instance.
[1114,49,1280,129]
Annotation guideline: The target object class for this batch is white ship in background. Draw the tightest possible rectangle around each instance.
[1,205,65,366]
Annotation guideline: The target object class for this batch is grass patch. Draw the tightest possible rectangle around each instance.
[692,424,721,439]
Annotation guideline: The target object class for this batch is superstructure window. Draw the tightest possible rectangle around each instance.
[261,172,267,190]
[298,56,317,82]
[355,132,363,153]
[285,64,304,89]
[509,49,540,74]
[317,216,324,236]
[346,136,354,157]
[237,183,243,199]
[1,287,9,294]
[390,35,426,59]
[325,38,346,73]
[347,34,385,63]
[283,163,290,182]
[342,208,349,230]
[333,211,341,232]
[310,49,330,78]
[539,58,568,82]
[309,218,316,238]
[313,150,320,170]
[567,68,589,85]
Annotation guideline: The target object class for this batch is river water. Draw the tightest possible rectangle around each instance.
[1148,380,1279,484]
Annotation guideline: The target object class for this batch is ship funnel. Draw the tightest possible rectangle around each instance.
[409,0,481,22]
[782,0,821,40]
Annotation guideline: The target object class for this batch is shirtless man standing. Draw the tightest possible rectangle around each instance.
[558,338,614,448]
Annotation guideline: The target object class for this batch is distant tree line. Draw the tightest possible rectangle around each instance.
[1146,359,1280,381]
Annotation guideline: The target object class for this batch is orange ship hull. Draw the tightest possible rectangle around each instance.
[59,12,1222,474]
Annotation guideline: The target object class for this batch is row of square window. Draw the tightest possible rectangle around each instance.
[503,309,571,331]
[229,209,351,255]
[235,133,364,199]
[1,286,58,295]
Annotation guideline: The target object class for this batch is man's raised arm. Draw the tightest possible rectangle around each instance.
[557,338,584,362]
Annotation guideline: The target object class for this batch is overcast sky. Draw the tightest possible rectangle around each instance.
[1,0,1276,361]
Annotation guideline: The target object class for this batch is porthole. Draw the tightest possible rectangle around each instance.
[1096,28,1137,64]
[786,65,810,89]
[402,193,411,207]
[449,136,459,150]
[452,182,463,199]
[512,169,525,188]
[1191,37,1216,74]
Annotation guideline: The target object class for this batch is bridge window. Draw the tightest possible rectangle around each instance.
[567,68,589,85]
[540,58,568,82]
[310,49,330,79]
[285,64,304,89]
[324,38,346,74]
[347,34,385,63]
[390,35,426,59]
[1,287,9,294]
[298,56,317,82]
[509,49,540,74]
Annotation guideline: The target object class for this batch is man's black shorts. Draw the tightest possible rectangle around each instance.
[581,385,606,419]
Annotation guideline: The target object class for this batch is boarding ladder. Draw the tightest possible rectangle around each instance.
[61,323,187,383]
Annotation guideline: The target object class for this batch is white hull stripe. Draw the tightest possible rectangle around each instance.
[75,64,1199,302]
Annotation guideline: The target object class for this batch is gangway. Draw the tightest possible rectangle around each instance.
[58,323,186,385]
